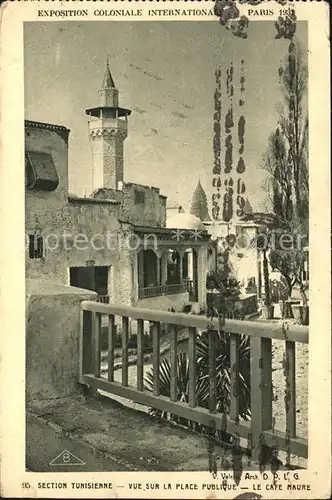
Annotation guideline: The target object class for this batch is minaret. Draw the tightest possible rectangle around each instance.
[86,60,131,192]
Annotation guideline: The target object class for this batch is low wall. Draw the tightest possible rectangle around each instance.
[26,279,96,401]
[137,292,189,313]
[207,292,258,318]
[234,293,258,316]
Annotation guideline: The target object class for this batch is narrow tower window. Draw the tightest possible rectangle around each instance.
[134,190,145,205]
[28,234,44,259]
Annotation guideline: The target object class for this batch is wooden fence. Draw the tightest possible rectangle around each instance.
[79,301,308,462]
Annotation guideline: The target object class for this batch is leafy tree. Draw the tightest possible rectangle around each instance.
[268,219,309,305]
[262,40,308,223]
[260,40,309,305]
[277,40,308,220]
[262,129,293,225]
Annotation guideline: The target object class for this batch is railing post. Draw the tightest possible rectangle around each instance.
[209,330,217,414]
[188,327,197,407]
[107,315,116,382]
[230,333,240,422]
[92,312,101,378]
[250,337,273,463]
[122,316,129,386]
[284,341,297,438]
[170,324,178,402]
[80,308,100,396]
[151,322,161,396]
[137,319,144,391]
[80,309,93,381]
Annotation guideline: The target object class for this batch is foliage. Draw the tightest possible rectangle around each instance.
[260,40,309,303]
[206,267,242,319]
[144,353,209,428]
[262,129,293,225]
[144,329,251,443]
[262,40,308,223]
[268,219,309,305]
[206,270,241,300]
[196,330,251,419]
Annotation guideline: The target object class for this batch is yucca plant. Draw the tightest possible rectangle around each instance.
[144,258,252,442]
[144,353,209,431]
[196,330,251,420]
[144,329,251,444]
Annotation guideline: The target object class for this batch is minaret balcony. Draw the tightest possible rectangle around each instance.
[86,106,131,119]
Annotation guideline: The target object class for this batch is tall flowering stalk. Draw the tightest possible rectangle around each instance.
[223,63,234,222]
[212,68,222,221]
[236,58,246,218]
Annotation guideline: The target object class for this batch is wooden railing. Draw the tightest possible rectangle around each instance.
[79,301,308,462]
[138,281,189,299]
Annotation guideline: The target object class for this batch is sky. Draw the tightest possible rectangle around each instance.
[24,20,307,213]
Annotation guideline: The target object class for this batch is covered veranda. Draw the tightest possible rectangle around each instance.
[133,226,210,309]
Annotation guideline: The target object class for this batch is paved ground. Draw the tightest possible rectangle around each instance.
[27,395,258,472]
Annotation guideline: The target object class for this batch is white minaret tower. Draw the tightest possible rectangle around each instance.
[86,59,131,192]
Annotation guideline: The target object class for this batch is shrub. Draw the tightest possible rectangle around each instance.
[144,329,251,443]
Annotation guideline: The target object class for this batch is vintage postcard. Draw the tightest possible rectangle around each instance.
[0,0,330,498]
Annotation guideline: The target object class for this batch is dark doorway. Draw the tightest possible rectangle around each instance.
[94,266,109,296]
[192,249,198,301]
[183,252,189,279]
[70,266,94,291]
[167,250,180,285]
[70,266,109,295]
[143,250,158,287]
